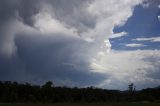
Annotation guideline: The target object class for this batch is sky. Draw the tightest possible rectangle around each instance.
[0,0,160,90]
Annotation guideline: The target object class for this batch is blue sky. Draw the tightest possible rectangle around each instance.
[0,0,160,90]
[115,4,160,36]
[111,4,160,51]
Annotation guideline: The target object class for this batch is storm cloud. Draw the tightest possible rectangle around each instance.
[0,0,104,86]
[1,0,159,89]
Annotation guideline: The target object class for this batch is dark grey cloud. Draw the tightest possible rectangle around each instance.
[0,0,105,87]
[46,0,96,33]
[0,0,96,32]
[0,0,40,26]
[0,0,42,56]
[0,0,98,55]
[13,33,106,86]
[0,31,106,86]
[0,0,18,24]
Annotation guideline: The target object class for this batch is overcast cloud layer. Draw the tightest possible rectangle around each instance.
[0,0,160,90]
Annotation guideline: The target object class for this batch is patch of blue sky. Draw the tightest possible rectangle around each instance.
[110,36,160,50]
[111,4,160,51]
[114,5,160,36]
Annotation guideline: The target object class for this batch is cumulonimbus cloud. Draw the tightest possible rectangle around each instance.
[2,0,158,89]
[0,0,144,56]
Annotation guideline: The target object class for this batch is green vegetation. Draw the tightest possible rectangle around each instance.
[0,81,160,103]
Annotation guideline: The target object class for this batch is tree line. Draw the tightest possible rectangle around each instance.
[0,81,159,103]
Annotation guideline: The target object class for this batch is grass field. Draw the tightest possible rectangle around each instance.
[0,103,160,106]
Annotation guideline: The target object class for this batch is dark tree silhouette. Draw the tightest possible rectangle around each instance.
[128,83,134,92]
[0,81,159,103]
[42,81,54,88]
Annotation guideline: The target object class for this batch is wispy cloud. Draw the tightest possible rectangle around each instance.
[158,16,160,21]
[125,43,146,47]
[109,32,128,39]
[133,37,160,42]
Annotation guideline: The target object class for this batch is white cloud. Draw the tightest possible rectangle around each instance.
[125,43,146,47]
[134,37,160,42]
[158,15,160,21]
[109,31,128,39]
[158,4,160,8]
[90,49,160,89]
[103,39,112,53]
[33,11,78,38]
[85,0,143,41]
